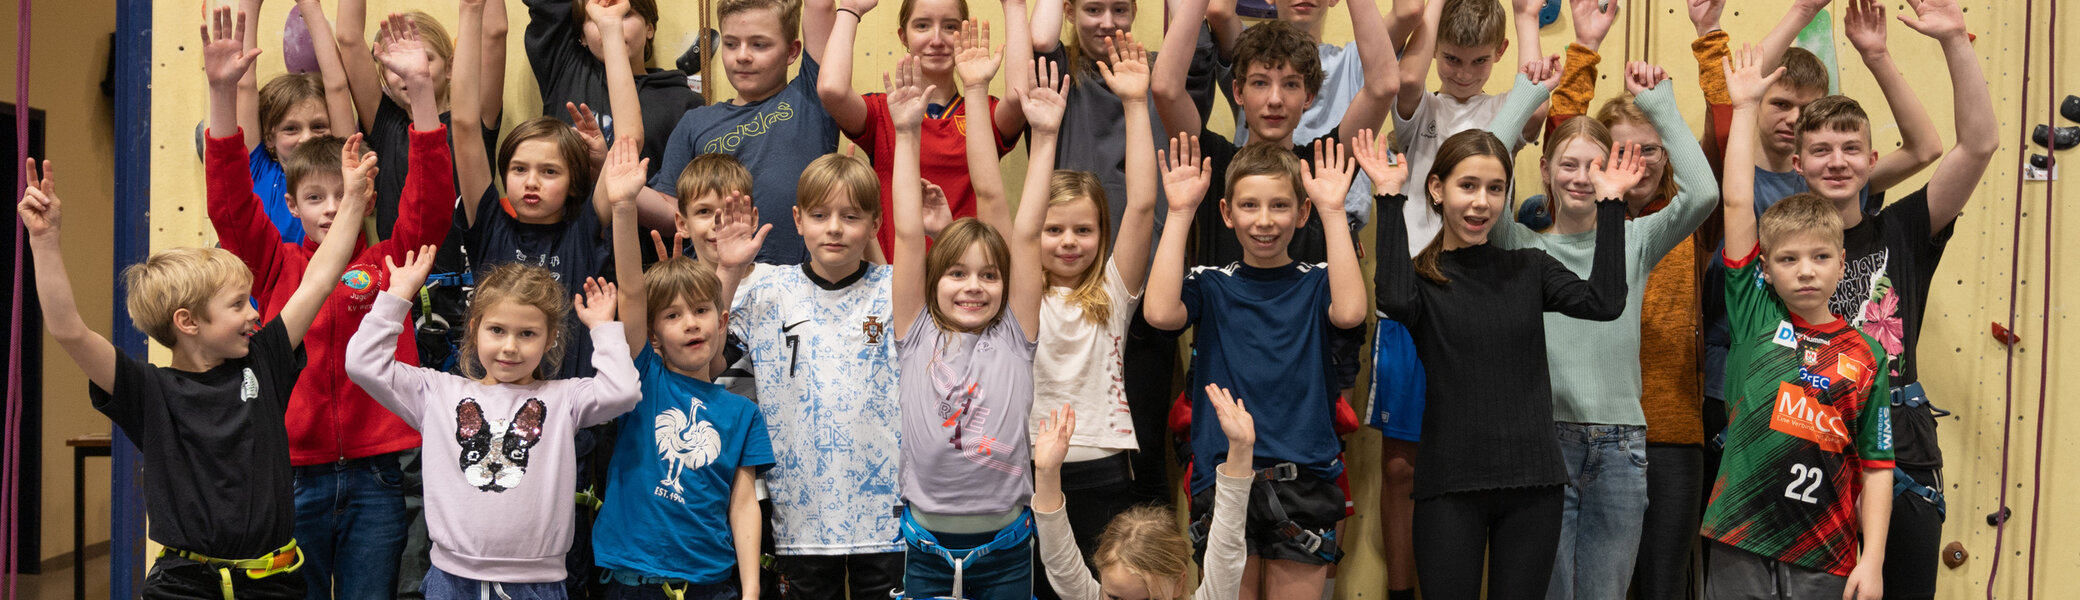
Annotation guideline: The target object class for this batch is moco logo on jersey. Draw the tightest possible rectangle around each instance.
[1770,381,1850,453]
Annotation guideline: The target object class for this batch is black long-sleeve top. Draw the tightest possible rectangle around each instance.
[1373,193,1629,499]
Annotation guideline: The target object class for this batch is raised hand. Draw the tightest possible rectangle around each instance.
[921,179,954,238]
[1095,30,1150,102]
[1688,0,1724,36]
[602,135,649,208]
[839,0,880,14]
[1352,129,1410,193]
[1591,141,1647,200]
[1723,43,1787,109]
[1033,406,1076,473]
[339,133,379,218]
[565,102,610,168]
[1304,139,1356,214]
[382,245,440,300]
[1624,61,1668,95]
[576,277,621,327]
[1570,0,1620,49]
[1158,133,1211,214]
[650,229,690,261]
[952,19,1000,91]
[17,159,60,243]
[1897,0,1968,42]
[1523,53,1564,90]
[374,13,433,93]
[1205,384,1254,450]
[587,0,631,24]
[201,6,263,89]
[1023,59,1069,136]
[884,56,935,133]
[1842,0,1890,58]
[711,191,772,271]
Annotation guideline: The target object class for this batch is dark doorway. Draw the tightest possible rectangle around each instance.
[1,102,46,573]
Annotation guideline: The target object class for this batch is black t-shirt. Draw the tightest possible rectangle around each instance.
[92,319,301,558]
[523,0,705,181]
[464,185,612,379]
[368,96,500,237]
[1830,185,1953,470]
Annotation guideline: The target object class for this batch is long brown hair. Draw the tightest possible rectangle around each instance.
[1418,130,1513,284]
[460,262,573,380]
[924,218,1014,333]
[1045,170,1113,326]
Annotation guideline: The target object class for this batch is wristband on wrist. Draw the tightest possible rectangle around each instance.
[836,7,862,19]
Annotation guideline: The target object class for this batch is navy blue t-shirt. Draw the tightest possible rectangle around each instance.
[464,186,612,379]
[1169,261,1347,493]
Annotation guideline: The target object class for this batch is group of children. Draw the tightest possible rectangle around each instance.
[22,0,1999,598]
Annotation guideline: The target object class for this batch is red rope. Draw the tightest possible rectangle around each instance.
[2024,1,2057,597]
[1988,0,2036,594]
[2,0,29,595]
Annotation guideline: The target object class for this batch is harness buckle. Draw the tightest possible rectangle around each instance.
[1258,462,1301,482]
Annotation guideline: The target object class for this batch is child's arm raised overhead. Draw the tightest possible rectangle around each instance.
[606,137,655,353]
[1198,383,1254,598]
[1014,60,1067,323]
[1029,408,1103,596]
[281,136,380,348]
[1487,55,1562,150]
[955,20,1040,341]
[237,0,264,149]
[994,0,1033,137]
[812,0,873,137]
[730,466,763,600]
[1141,133,1210,332]
[1545,0,1618,136]
[1336,0,1402,144]
[1755,0,1828,81]
[1900,0,1997,231]
[384,11,461,257]
[1100,36,1157,294]
[446,3,495,226]
[296,0,364,136]
[889,57,935,337]
[710,192,772,326]
[1843,0,1941,193]
[202,6,287,280]
[1304,140,1367,329]
[1205,0,1243,58]
[334,0,386,133]
[1720,44,1784,261]
[206,7,263,143]
[1150,0,1209,139]
[1623,64,1722,260]
[480,0,509,128]
[586,0,646,225]
[1512,0,1542,69]
[1687,0,1734,176]
[1395,0,1445,120]
[1353,129,1416,319]
[1028,0,1065,54]
[18,160,115,391]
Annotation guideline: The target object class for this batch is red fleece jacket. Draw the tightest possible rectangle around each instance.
[206,126,454,465]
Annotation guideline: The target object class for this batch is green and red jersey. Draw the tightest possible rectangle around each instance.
[1702,245,1894,576]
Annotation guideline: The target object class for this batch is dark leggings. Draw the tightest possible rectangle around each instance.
[1412,486,1563,600]
[1123,313,1181,506]
[1882,467,1944,600]
[1632,444,1704,599]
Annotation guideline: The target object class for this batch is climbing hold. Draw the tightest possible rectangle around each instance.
[1987,506,2012,527]
[1991,322,2021,346]
[1943,542,1968,568]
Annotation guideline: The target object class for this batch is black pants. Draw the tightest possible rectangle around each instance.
[1122,313,1180,506]
[1882,466,1944,600]
[1633,444,1704,599]
[1412,486,1563,600]
[774,552,903,600]
[144,555,306,600]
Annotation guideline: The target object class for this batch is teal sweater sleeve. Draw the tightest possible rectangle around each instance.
[1626,80,1720,267]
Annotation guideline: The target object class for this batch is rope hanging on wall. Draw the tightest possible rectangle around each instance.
[2,0,31,597]
[1989,0,2039,596]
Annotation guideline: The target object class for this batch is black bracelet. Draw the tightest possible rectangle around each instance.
[836,7,862,19]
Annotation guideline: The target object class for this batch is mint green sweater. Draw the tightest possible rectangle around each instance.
[1484,77,1720,426]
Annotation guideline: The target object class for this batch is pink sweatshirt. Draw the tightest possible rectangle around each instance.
[346,294,641,583]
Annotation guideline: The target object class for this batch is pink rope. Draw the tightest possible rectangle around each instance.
[2,0,28,595]
[2024,2,2058,597]
[1988,0,2037,595]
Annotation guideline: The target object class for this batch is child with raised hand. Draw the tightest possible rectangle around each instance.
[1360,124,1636,600]
[346,246,641,599]
[1481,55,1720,599]
[1142,132,1366,600]
[202,5,461,593]
[1031,383,1252,600]
[638,0,841,265]
[585,137,777,599]
[888,49,1045,599]
[1701,44,1893,600]
[524,0,704,182]
[813,0,1029,254]
[23,147,368,597]
[337,0,507,236]
[226,0,358,244]
[1017,33,1157,558]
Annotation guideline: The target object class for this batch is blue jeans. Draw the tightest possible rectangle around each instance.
[1545,423,1648,600]
[901,523,1033,600]
[421,565,567,600]
[293,452,410,600]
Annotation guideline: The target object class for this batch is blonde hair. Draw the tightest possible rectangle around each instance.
[1595,95,1679,203]
[924,218,1013,333]
[796,153,881,218]
[718,0,803,43]
[1438,0,1507,49]
[643,256,722,327]
[388,11,455,107]
[258,73,326,153]
[676,153,755,213]
[1759,193,1845,252]
[1538,116,1613,230]
[1045,170,1113,326]
[122,248,253,348]
[1091,506,1195,599]
[460,263,573,380]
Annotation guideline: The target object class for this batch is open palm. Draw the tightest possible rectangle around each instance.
[952,20,1000,91]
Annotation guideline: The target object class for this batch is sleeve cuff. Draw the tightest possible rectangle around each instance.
[1722,243,1761,268]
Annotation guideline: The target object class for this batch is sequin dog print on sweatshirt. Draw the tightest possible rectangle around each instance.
[456,398,547,492]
